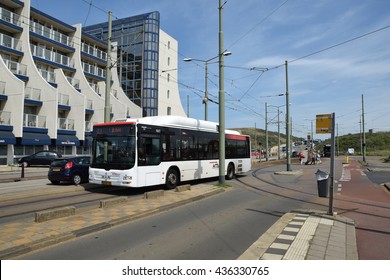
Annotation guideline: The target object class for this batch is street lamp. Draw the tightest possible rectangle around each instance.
[183,51,231,121]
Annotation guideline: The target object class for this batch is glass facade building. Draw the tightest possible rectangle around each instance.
[83,12,160,117]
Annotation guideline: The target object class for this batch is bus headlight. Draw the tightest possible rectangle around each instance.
[123,175,132,180]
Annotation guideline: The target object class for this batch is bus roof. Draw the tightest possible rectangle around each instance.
[112,115,241,135]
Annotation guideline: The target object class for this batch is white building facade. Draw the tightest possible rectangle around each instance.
[0,0,185,165]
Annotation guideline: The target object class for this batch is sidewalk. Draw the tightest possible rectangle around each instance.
[0,164,358,260]
[238,209,358,260]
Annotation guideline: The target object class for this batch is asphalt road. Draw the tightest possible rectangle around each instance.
[16,167,322,260]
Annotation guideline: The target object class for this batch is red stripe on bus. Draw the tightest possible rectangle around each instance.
[226,134,248,141]
[93,121,136,127]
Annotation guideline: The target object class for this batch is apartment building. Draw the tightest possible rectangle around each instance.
[0,0,185,165]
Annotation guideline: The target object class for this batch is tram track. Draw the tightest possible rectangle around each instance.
[0,183,161,223]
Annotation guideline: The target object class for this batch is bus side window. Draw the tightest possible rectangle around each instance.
[143,136,161,165]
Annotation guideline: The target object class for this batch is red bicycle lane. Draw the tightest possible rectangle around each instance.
[334,159,390,259]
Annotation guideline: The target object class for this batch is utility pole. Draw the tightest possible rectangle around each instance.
[104,11,112,123]
[218,0,226,185]
[277,107,280,160]
[285,61,291,171]
[362,94,366,162]
[265,102,268,161]
[187,95,189,117]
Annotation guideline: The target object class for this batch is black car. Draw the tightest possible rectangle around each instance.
[48,156,91,185]
[18,150,62,167]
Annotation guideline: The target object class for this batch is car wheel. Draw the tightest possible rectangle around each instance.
[21,162,28,168]
[165,168,179,189]
[72,174,82,185]
[50,180,60,185]
[226,163,235,180]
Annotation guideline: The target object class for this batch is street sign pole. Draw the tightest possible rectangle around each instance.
[328,112,335,216]
[316,113,335,215]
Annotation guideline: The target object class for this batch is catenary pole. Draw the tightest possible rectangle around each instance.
[104,11,112,123]
[218,0,226,185]
[285,61,291,171]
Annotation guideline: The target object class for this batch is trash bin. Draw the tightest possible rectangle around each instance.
[315,169,329,197]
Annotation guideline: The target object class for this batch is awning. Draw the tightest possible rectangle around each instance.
[0,131,16,145]
[55,135,80,146]
[21,132,51,145]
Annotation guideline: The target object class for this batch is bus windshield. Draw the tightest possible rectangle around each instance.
[91,124,136,170]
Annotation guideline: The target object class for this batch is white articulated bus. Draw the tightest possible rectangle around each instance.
[89,116,251,189]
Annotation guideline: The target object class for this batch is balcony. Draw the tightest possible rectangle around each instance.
[30,44,75,70]
[0,110,11,125]
[82,61,106,79]
[85,120,97,132]
[0,81,5,95]
[58,117,75,130]
[66,76,80,89]
[58,93,70,106]
[23,113,47,128]
[25,87,41,101]
[3,59,27,79]
[0,33,22,53]
[81,42,107,61]
[37,68,56,84]
[30,20,73,48]
[0,7,21,27]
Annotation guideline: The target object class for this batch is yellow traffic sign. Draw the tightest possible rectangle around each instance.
[316,114,332,134]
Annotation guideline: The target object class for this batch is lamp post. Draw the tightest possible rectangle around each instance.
[183,51,231,121]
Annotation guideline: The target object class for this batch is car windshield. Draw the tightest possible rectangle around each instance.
[91,136,136,170]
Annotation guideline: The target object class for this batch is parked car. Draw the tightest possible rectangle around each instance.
[18,150,62,167]
[48,156,91,185]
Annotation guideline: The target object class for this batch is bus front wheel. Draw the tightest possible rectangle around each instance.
[226,163,235,180]
[165,168,179,189]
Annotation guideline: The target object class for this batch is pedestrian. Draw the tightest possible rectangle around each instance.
[311,151,316,165]
[316,152,322,164]
[299,152,305,165]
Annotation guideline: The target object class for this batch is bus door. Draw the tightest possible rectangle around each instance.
[137,125,162,186]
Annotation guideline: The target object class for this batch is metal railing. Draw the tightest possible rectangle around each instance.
[0,81,5,95]
[58,118,75,130]
[82,61,106,78]
[81,42,107,61]
[29,20,73,47]
[0,7,21,26]
[25,87,41,100]
[23,114,47,128]
[0,111,11,125]
[58,93,70,106]
[0,33,22,51]
[3,60,27,75]
[30,45,74,68]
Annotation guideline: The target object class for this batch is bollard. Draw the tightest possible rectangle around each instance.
[21,164,25,178]
[345,156,349,164]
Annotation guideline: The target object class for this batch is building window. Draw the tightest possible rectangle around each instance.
[167,90,170,99]
[167,107,171,115]
[167,57,170,66]
[167,41,170,49]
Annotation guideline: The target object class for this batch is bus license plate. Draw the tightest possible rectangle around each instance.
[102,181,111,186]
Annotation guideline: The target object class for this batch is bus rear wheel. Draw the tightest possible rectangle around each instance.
[165,168,179,189]
[226,163,235,180]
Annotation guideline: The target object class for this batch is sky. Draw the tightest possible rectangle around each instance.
[30,0,390,139]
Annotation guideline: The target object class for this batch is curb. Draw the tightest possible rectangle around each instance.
[0,187,224,259]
